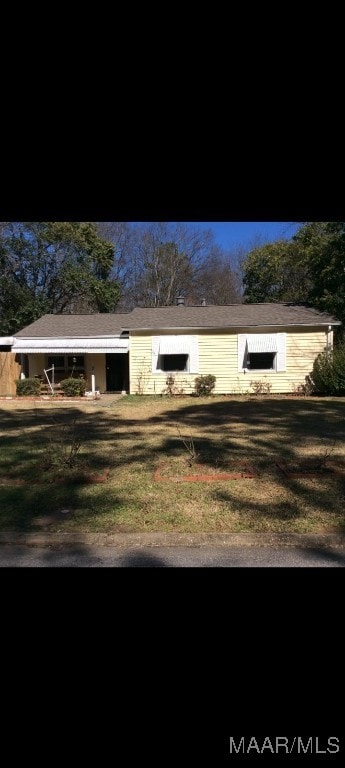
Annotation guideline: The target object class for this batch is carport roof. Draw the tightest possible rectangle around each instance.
[16,313,130,337]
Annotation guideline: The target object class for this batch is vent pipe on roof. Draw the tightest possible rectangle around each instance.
[176,295,185,306]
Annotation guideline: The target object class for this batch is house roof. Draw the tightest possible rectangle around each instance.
[123,303,341,330]
[15,303,341,339]
[16,313,130,338]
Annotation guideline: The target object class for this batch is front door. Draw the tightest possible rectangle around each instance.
[106,353,129,392]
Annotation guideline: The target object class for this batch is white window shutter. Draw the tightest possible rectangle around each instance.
[276,333,286,371]
[238,334,247,371]
[189,336,199,373]
[152,336,160,372]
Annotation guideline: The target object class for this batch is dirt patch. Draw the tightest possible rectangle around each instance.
[154,457,257,482]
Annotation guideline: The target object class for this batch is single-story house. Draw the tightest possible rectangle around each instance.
[0,300,341,396]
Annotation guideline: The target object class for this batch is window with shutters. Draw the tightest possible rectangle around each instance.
[238,333,286,372]
[152,336,199,374]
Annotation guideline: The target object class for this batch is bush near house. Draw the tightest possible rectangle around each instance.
[16,378,41,396]
[163,374,185,397]
[250,379,272,395]
[311,343,345,395]
[194,374,216,396]
[59,377,87,397]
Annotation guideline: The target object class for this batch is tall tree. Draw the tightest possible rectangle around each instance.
[191,246,243,304]
[131,222,217,307]
[242,238,311,303]
[293,222,345,323]
[98,221,243,308]
[96,222,135,295]
[0,222,120,334]
[132,238,193,306]
[241,221,345,325]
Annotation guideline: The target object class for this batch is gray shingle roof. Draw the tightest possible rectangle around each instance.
[15,304,341,338]
[16,314,130,337]
[124,303,341,329]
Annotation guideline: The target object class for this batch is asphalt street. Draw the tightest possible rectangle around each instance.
[1,543,344,566]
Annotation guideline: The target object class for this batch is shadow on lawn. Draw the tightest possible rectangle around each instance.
[155,397,345,470]
[1,397,345,531]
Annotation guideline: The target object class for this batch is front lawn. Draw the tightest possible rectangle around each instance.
[1,395,345,534]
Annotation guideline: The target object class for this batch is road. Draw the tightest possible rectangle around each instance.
[0,544,344,567]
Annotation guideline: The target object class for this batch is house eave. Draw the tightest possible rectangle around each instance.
[125,322,341,331]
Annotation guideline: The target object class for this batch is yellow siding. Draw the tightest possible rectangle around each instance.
[129,333,195,395]
[232,327,327,394]
[130,327,329,395]
[199,331,237,393]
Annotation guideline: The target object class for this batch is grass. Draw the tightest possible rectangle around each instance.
[0,394,345,534]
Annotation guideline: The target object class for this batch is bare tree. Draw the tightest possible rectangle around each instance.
[98,222,247,308]
[98,222,217,308]
[190,245,243,304]
[97,222,136,307]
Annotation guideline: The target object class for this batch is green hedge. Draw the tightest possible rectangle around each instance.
[16,377,41,396]
[59,377,87,397]
[311,344,345,395]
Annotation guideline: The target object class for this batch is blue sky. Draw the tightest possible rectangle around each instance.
[188,222,301,250]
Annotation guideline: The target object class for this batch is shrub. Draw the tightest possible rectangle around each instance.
[194,374,216,397]
[163,374,185,397]
[250,379,272,395]
[16,377,41,396]
[310,344,345,395]
[40,415,82,471]
[59,377,87,397]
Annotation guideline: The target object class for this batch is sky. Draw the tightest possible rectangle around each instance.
[187,222,301,251]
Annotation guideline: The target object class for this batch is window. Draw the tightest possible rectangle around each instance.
[238,333,286,372]
[152,336,199,373]
[247,352,276,370]
[46,355,85,376]
[159,354,188,372]
[47,355,65,369]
